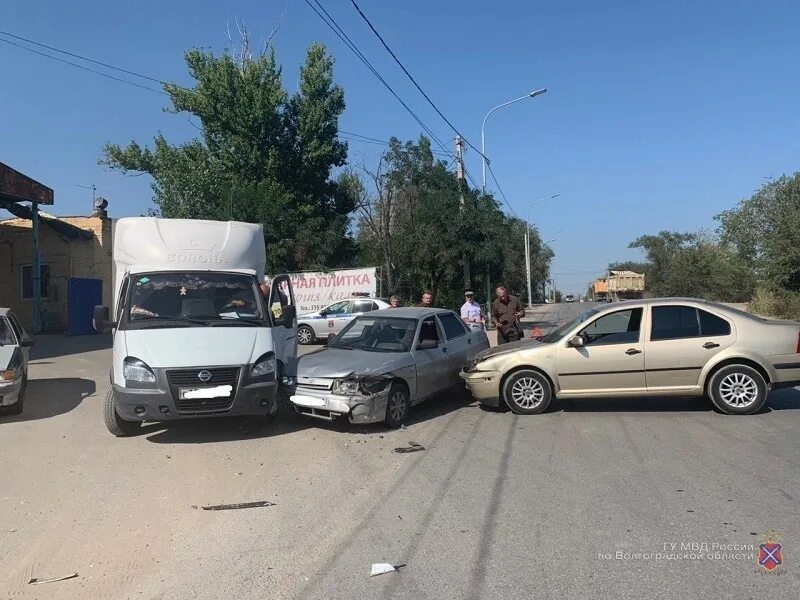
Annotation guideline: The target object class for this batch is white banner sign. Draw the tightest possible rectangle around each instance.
[281,267,377,315]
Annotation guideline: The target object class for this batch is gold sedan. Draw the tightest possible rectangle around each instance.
[461,298,800,415]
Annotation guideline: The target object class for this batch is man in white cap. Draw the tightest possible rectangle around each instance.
[460,289,484,330]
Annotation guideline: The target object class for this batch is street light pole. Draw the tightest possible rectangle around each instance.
[480,88,547,320]
[481,88,547,194]
[525,195,559,307]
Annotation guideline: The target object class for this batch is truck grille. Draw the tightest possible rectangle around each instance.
[166,367,240,414]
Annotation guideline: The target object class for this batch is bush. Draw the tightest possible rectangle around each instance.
[749,287,800,320]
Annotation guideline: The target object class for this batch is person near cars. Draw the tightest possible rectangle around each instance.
[492,285,525,344]
[418,291,434,308]
[389,295,401,308]
[460,289,484,330]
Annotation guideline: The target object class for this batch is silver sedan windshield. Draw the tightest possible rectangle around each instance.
[330,316,417,352]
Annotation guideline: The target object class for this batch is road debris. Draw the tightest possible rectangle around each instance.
[370,563,406,577]
[393,441,425,454]
[28,573,79,585]
[198,501,276,511]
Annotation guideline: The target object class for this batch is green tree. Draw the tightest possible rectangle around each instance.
[354,136,551,308]
[101,39,353,273]
[717,171,800,292]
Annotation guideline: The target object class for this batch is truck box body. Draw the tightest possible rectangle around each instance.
[99,217,297,436]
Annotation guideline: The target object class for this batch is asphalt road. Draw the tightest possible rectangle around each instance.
[1,304,798,599]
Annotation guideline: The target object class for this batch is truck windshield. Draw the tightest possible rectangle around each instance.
[126,272,265,328]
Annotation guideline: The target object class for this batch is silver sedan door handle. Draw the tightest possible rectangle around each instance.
[625,348,642,355]
[703,341,720,349]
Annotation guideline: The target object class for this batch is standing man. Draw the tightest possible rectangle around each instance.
[418,291,434,308]
[492,285,525,345]
[460,289,484,330]
[389,294,401,308]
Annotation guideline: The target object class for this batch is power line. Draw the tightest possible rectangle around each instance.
[340,130,450,156]
[0,36,167,95]
[0,29,457,167]
[348,0,487,162]
[0,29,166,85]
[303,0,454,159]
[486,162,519,218]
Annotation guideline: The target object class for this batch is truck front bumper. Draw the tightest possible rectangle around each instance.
[112,366,278,422]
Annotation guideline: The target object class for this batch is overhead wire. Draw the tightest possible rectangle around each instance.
[0,29,166,85]
[0,36,167,95]
[348,0,487,162]
[0,30,444,161]
[302,0,455,160]
[486,162,519,218]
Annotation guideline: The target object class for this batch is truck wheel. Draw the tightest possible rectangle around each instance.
[297,325,315,345]
[103,388,142,436]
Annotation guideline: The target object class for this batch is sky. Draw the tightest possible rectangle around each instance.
[1,0,799,295]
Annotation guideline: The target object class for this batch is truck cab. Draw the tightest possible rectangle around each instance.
[94,218,297,436]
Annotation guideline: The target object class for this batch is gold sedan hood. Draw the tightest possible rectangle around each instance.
[475,338,546,362]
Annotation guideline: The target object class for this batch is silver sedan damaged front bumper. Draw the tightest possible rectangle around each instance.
[290,387,391,424]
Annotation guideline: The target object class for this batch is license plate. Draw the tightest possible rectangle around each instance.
[290,394,326,407]
[179,385,233,400]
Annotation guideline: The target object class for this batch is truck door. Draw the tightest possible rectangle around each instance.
[267,275,298,379]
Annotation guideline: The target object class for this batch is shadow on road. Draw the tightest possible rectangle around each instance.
[142,387,476,443]
[482,388,800,414]
[765,387,800,411]
[30,334,112,361]
[0,377,96,422]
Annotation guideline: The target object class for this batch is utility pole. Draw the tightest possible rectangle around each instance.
[455,136,470,288]
[524,224,532,306]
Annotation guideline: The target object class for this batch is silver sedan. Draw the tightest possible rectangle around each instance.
[290,307,490,426]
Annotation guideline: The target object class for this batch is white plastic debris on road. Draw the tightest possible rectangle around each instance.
[369,563,397,577]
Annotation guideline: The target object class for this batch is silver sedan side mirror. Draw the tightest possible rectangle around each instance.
[568,335,584,348]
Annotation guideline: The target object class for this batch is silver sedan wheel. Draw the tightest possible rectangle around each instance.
[510,377,545,409]
[718,372,759,408]
[388,389,408,422]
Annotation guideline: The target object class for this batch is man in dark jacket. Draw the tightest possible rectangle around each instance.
[491,285,525,345]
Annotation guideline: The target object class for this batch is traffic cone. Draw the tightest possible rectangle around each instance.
[531,324,543,338]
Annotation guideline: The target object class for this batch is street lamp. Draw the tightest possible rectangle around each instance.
[525,195,559,307]
[481,88,547,193]
[480,88,547,322]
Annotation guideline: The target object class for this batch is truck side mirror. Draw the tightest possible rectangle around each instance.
[93,305,116,332]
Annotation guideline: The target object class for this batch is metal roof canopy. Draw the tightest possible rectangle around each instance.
[0,161,54,334]
[0,161,54,205]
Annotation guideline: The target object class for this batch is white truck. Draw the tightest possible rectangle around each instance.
[93,217,297,436]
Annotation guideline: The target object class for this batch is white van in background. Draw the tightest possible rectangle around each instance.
[94,217,297,436]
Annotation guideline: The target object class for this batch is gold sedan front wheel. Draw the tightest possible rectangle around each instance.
[502,369,552,415]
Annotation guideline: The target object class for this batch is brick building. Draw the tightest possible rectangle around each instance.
[0,210,113,331]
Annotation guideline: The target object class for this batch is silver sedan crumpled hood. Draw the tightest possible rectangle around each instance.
[297,348,414,379]
[475,338,546,362]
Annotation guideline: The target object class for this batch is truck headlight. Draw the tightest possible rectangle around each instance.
[123,357,156,383]
[333,378,360,395]
[251,352,276,378]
